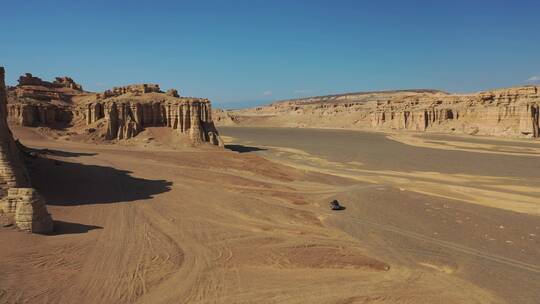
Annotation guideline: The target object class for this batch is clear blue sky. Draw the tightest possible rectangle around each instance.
[1,0,539,108]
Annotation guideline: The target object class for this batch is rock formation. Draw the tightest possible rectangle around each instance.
[214,87,540,139]
[96,84,161,99]
[0,67,53,233]
[166,89,180,97]
[6,73,83,127]
[84,89,222,146]
[17,73,83,91]
[6,72,223,146]
[12,188,53,233]
[14,73,83,101]
[7,103,72,127]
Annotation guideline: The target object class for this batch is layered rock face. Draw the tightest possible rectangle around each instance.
[369,87,540,137]
[7,73,82,127]
[6,73,223,146]
[7,103,72,127]
[84,90,222,146]
[14,73,83,101]
[0,67,53,233]
[215,87,540,138]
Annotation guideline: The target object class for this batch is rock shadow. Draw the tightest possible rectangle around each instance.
[17,141,97,158]
[37,148,97,158]
[225,144,266,153]
[30,157,172,206]
[48,220,103,235]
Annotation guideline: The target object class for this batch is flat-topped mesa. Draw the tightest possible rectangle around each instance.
[216,86,540,138]
[370,86,540,136]
[84,88,223,146]
[0,67,53,233]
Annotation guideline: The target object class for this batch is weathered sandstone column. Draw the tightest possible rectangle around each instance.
[14,188,53,233]
[0,67,53,233]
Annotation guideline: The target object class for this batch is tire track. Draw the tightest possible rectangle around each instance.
[327,212,540,274]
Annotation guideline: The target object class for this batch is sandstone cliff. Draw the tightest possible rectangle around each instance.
[7,75,223,147]
[214,87,540,139]
[83,87,222,146]
[0,67,53,233]
[6,73,83,127]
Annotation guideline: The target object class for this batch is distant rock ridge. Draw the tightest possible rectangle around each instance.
[270,89,449,106]
[6,73,223,146]
[0,67,53,233]
[214,86,540,139]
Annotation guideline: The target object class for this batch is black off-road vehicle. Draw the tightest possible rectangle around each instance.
[329,200,344,211]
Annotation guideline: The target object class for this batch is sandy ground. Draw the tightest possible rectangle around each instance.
[0,126,537,304]
[219,127,540,304]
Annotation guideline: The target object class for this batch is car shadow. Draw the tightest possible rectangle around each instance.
[225,144,266,153]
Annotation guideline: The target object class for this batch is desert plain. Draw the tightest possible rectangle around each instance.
[0,122,538,303]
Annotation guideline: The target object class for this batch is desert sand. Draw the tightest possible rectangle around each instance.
[219,126,540,303]
[3,124,536,303]
[0,123,538,303]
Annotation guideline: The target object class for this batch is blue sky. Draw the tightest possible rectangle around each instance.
[1,0,539,108]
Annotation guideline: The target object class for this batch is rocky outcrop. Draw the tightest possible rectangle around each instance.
[12,188,53,233]
[519,103,539,137]
[84,96,222,146]
[6,72,223,147]
[215,86,540,139]
[7,103,72,127]
[52,77,83,91]
[96,84,161,99]
[6,73,84,128]
[368,87,540,137]
[18,73,83,91]
[166,89,179,97]
[14,73,83,102]
[0,67,53,233]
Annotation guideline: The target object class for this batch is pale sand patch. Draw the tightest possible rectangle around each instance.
[219,135,236,143]
[388,133,540,157]
[255,146,540,215]
[418,262,455,274]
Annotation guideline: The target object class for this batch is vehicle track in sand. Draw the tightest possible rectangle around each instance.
[323,212,540,274]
